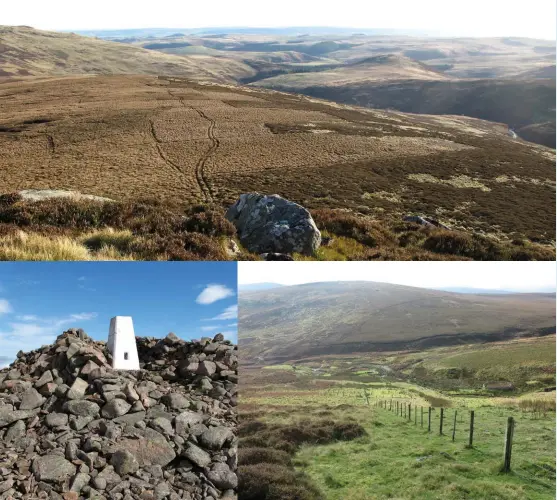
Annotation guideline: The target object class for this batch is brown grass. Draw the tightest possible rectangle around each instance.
[0,74,553,255]
[238,417,366,500]
[0,194,241,261]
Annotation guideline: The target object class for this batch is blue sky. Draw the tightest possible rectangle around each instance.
[0,262,237,367]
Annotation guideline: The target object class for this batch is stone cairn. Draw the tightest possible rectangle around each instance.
[0,328,238,500]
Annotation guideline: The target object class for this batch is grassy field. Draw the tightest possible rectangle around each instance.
[240,368,556,499]
[239,336,556,499]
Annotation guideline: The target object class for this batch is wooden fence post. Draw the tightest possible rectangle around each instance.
[502,417,515,472]
[415,405,417,425]
[468,411,475,448]
[404,403,407,419]
[396,401,399,414]
[389,399,392,411]
[421,406,424,428]
[440,408,444,435]
[428,407,432,432]
[452,411,457,442]
[408,403,411,421]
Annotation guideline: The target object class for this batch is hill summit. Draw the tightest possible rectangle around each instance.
[0,328,238,499]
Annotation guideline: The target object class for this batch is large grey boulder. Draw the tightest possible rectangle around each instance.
[226,193,321,255]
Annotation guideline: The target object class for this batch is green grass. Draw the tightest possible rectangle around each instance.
[436,340,556,371]
[242,368,556,499]
[296,404,555,500]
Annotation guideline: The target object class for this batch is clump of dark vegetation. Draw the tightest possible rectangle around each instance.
[238,417,366,499]
[313,209,555,261]
[0,194,249,260]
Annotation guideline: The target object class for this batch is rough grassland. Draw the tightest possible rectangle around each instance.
[240,353,556,500]
[0,75,554,259]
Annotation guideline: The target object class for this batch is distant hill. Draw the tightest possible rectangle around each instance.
[239,281,556,363]
[0,25,254,82]
[239,283,284,293]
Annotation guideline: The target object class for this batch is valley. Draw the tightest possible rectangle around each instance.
[238,280,556,499]
[0,26,554,260]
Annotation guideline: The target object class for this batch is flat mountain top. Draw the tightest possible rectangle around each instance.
[239,281,556,362]
[0,26,254,82]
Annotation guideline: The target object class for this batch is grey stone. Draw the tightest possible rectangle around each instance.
[5,419,26,442]
[101,399,131,419]
[92,477,107,490]
[69,414,95,431]
[32,454,76,482]
[200,426,233,450]
[226,193,321,255]
[115,428,175,467]
[0,407,40,427]
[35,370,53,388]
[45,412,69,428]
[64,400,100,417]
[154,481,172,499]
[197,361,217,377]
[66,377,88,400]
[183,443,211,468]
[111,450,139,476]
[207,463,238,490]
[162,393,189,410]
[113,410,146,426]
[19,388,45,410]
[149,417,174,436]
[70,472,90,493]
[175,411,204,436]
[163,332,181,345]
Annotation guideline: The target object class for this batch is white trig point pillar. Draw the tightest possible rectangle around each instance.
[108,316,140,370]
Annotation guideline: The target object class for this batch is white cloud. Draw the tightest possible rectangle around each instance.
[16,315,38,321]
[69,313,97,321]
[220,330,237,342]
[200,326,219,332]
[207,305,238,321]
[0,312,97,360]
[78,276,86,281]
[196,284,235,305]
[228,323,238,327]
[0,299,12,315]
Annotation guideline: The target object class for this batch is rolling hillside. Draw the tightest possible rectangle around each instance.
[239,281,556,362]
[0,26,255,82]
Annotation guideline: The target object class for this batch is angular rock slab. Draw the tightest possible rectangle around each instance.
[32,454,76,482]
[226,193,321,255]
[113,428,176,467]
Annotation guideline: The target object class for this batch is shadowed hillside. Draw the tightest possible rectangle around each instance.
[239,282,556,362]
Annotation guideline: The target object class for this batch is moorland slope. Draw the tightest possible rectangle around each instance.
[239,281,556,362]
[0,26,254,82]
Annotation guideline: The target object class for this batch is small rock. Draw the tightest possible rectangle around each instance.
[32,454,76,482]
[66,377,89,400]
[45,413,69,428]
[200,426,233,450]
[162,393,189,410]
[64,400,100,417]
[101,399,131,419]
[183,443,211,468]
[198,361,217,377]
[19,388,45,410]
[111,450,140,476]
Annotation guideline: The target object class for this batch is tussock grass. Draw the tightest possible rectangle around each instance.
[0,229,135,261]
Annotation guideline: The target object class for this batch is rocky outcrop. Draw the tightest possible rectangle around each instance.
[226,193,321,256]
[0,328,238,499]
